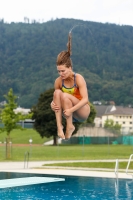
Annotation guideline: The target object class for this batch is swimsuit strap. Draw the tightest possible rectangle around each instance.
[74,73,76,86]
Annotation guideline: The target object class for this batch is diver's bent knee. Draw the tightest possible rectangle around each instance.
[60,93,70,101]
[54,89,62,97]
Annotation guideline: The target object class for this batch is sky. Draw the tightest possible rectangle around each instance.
[0,0,133,26]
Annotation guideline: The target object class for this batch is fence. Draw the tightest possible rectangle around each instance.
[0,122,33,129]
[62,126,133,145]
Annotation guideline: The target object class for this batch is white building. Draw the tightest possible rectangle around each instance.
[14,107,34,125]
[94,105,133,134]
[14,107,31,115]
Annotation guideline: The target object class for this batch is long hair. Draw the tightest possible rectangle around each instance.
[56,32,73,68]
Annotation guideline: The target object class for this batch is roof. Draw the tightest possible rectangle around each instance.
[106,106,133,115]
[94,105,114,117]
[94,105,133,117]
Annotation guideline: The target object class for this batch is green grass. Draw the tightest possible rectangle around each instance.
[43,162,133,169]
[0,144,133,162]
[0,129,52,144]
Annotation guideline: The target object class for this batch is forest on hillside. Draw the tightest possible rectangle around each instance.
[0,18,133,108]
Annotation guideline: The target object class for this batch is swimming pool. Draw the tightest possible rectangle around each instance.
[0,172,133,199]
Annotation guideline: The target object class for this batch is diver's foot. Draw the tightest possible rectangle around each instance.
[57,126,65,139]
[65,125,75,139]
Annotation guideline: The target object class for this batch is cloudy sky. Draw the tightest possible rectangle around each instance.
[0,0,133,26]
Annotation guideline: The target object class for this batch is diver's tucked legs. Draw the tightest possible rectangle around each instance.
[53,90,65,139]
[61,94,75,139]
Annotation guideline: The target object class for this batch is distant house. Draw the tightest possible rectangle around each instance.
[14,107,31,115]
[93,101,102,105]
[94,105,133,134]
[94,105,115,127]
[0,101,6,106]
[14,107,34,127]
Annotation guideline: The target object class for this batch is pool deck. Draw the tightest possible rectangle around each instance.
[0,160,132,180]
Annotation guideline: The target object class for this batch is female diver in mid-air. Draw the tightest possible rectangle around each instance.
[51,31,90,140]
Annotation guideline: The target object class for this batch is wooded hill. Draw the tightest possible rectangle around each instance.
[0,18,133,108]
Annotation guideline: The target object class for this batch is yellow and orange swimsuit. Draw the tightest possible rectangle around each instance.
[61,73,82,100]
[61,73,85,122]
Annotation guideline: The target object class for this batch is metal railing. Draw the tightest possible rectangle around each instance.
[115,159,119,179]
[115,159,119,199]
[126,154,133,178]
[24,151,30,169]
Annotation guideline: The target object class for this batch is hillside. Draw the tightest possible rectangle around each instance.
[0,18,133,107]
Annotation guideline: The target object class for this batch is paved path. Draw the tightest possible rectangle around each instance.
[0,159,129,170]
[0,161,45,170]
[0,159,132,179]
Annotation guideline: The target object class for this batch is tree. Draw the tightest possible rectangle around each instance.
[104,119,121,134]
[0,88,33,158]
[86,103,96,125]
[78,103,96,133]
[32,88,82,145]
[1,19,133,107]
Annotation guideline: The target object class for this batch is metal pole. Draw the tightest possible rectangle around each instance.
[82,131,85,157]
[115,159,119,179]
[24,151,29,169]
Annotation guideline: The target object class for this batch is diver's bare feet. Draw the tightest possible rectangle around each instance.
[57,126,65,139]
[65,125,75,139]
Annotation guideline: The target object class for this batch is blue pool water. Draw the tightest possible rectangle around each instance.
[0,172,133,200]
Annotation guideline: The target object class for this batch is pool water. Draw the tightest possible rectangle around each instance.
[0,172,133,200]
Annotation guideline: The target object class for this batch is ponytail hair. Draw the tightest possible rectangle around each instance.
[67,32,72,56]
[56,32,73,68]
